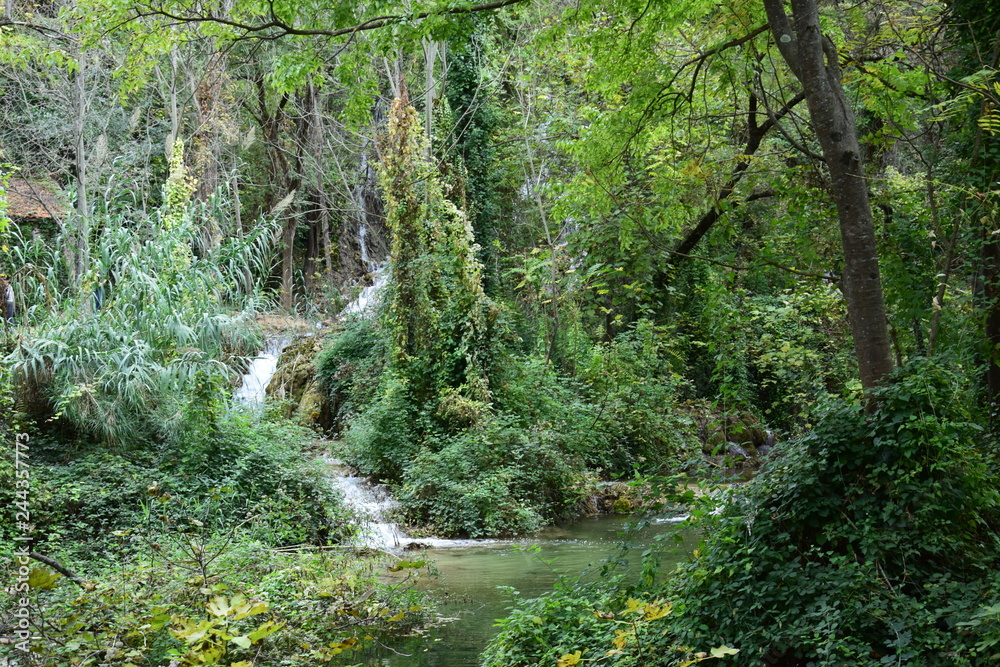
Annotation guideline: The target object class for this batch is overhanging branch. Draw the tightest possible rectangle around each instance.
[128,0,529,41]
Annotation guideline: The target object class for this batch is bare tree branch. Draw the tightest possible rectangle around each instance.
[29,552,86,588]
[671,90,807,259]
[0,18,76,41]
[126,0,528,41]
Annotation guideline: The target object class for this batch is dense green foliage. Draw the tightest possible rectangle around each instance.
[0,417,352,559]
[486,365,1000,665]
[319,310,696,536]
[3,0,1000,663]
[2,523,431,666]
[9,146,272,444]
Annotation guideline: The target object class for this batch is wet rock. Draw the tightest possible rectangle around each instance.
[696,408,776,462]
[268,335,331,430]
[595,482,640,514]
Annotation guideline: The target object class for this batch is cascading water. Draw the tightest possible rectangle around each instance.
[326,458,407,548]
[326,458,505,551]
[341,265,388,316]
[359,222,371,267]
[234,337,290,405]
[340,131,389,318]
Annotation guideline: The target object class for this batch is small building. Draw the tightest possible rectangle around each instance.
[5,177,66,232]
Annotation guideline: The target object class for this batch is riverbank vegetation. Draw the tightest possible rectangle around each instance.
[3,0,1000,664]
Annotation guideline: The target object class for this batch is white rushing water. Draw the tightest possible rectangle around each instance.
[341,218,390,317]
[234,337,290,405]
[325,458,504,550]
[341,266,389,317]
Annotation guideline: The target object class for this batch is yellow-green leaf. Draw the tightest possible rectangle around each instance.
[710,645,740,657]
[248,620,284,643]
[28,568,61,589]
[556,650,583,666]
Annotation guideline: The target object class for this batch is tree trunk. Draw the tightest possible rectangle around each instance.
[281,218,295,309]
[70,51,89,286]
[253,76,297,309]
[763,0,894,393]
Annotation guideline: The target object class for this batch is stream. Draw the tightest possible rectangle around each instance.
[237,337,697,665]
[328,466,696,665]
[356,515,697,666]
[233,336,290,406]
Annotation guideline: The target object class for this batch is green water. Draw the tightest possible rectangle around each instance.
[358,515,696,666]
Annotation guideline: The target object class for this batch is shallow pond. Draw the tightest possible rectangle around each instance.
[356,514,697,666]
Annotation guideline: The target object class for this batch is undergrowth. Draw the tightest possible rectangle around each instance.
[0,415,354,567]
[484,359,1000,665]
[320,315,697,538]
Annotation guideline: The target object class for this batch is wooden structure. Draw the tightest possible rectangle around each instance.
[5,178,66,223]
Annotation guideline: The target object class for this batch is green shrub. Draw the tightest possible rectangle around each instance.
[342,374,421,482]
[9,146,272,445]
[695,280,855,431]
[2,416,354,564]
[315,314,389,433]
[663,362,1000,665]
[398,413,583,537]
[578,319,695,475]
[486,360,1000,665]
[483,576,626,667]
[0,529,432,666]
[339,319,699,536]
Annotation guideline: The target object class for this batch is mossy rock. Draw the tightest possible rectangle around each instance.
[268,336,321,402]
[701,410,771,456]
[268,335,330,430]
[296,379,329,429]
[611,497,632,513]
[596,482,641,513]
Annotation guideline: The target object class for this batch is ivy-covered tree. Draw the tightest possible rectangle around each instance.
[378,87,494,407]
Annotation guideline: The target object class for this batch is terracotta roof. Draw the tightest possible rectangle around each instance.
[5,178,66,220]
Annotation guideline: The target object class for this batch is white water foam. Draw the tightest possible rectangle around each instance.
[341,265,388,316]
[234,336,290,405]
[326,458,515,550]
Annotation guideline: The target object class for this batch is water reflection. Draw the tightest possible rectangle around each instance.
[357,514,697,666]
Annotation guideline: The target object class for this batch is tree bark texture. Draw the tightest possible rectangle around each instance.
[763,0,894,392]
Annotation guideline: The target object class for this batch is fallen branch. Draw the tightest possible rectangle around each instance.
[29,552,86,589]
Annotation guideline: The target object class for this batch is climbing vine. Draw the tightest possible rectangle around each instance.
[377,88,495,409]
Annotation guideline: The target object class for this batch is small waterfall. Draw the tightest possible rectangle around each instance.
[331,465,408,549]
[326,458,506,550]
[359,223,372,268]
[341,265,389,316]
[234,337,290,405]
[341,216,389,317]
[340,137,389,319]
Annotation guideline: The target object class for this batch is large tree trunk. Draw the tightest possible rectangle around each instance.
[253,76,297,309]
[763,0,894,393]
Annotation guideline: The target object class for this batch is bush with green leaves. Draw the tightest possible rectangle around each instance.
[486,360,1000,665]
[663,360,1000,665]
[315,314,389,434]
[331,312,699,535]
[9,142,274,445]
[694,278,855,431]
[0,521,433,666]
[1,416,354,566]
[397,413,584,537]
[577,319,695,476]
[482,575,627,667]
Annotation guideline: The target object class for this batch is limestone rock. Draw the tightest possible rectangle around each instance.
[267,335,331,430]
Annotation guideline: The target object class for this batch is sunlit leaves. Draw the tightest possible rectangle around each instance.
[28,567,62,589]
[556,649,583,665]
